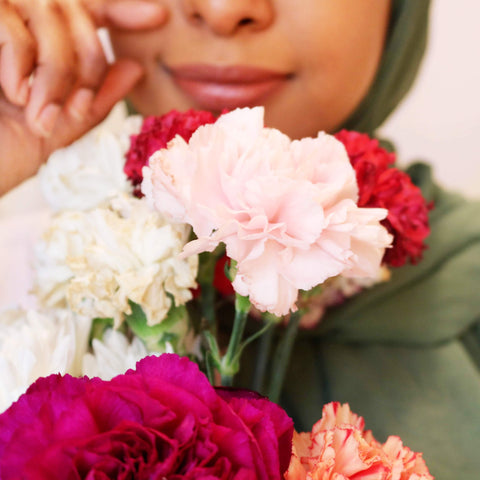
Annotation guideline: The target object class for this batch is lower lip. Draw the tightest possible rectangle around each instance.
[171,77,288,112]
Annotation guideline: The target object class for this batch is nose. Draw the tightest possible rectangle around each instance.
[181,0,274,36]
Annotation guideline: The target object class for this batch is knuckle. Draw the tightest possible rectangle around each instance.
[17,33,37,57]
[81,42,105,70]
[78,45,107,83]
[43,62,76,94]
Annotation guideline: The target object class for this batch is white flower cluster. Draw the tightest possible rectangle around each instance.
[0,307,168,413]
[33,194,198,328]
[0,307,89,412]
[0,107,202,414]
[38,103,142,211]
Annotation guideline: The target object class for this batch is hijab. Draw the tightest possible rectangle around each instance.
[342,0,431,135]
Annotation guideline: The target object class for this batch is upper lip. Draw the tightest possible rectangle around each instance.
[165,64,292,83]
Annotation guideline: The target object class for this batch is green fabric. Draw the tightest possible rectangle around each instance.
[342,0,431,134]
[280,165,480,480]
[283,340,480,480]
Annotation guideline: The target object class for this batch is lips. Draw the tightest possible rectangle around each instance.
[165,64,291,111]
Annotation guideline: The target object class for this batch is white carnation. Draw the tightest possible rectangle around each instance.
[82,329,163,380]
[33,195,198,328]
[39,104,142,212]
[0,308,90,413]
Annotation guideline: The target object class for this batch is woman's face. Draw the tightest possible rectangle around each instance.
[110,0,391,138]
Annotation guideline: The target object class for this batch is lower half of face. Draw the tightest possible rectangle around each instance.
[110,0,390,138]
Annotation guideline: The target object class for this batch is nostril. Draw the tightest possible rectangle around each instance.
[238,17,254,27]
[190,12,202,25]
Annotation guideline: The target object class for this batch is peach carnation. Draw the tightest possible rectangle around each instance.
[143,107,392,316]
[285,402,433,480]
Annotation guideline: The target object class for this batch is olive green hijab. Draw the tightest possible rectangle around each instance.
[342,0,431,135]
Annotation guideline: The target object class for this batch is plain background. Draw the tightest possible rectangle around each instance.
[379,0,480,198]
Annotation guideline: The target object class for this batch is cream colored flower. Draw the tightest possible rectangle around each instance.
[0,308,90,413]
[82,329,161,380]
[39,104,142,212]
[33,195,198,328]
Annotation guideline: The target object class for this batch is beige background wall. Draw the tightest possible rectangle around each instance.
[380,0,480,198]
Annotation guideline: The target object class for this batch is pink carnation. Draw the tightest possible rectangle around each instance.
[0,354,293,479]
[285,402,433,480]
[143,107,392,316]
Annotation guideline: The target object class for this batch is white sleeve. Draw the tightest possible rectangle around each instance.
[0,177,52,311]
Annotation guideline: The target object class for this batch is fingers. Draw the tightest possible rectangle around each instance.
[0,3,36,106]
[20,1,79,136]
[70,58,144,130]
[61,0,108,120]
[90,59,144,121]
[49,59,144,150]
[0,0,168,147]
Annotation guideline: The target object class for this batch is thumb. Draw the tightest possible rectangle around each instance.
[50,58,143,152]
[89,58,144,123]
[85,0,168,30]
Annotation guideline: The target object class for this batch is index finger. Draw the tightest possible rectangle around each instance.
[84,0,169,30]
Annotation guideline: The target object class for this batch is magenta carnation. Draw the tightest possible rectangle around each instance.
[124,109,217,193]
[0,354,293,479]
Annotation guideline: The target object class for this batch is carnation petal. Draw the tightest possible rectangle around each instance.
[146,107,392,315]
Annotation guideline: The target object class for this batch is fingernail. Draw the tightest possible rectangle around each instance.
[36,104,61,137]
[69,88,95,121]
[16,79,30,106]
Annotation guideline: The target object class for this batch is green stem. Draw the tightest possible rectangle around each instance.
[200,282,217,333]
[205,351,216,385]
[251,321,275,394]
[268,311,301,403]
[220,294,250,386]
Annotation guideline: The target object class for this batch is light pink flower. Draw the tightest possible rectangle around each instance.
[143,107,392,316]
[284,402,433,480]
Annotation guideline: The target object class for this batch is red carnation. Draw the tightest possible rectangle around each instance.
[335,130,395,206]
[374,168,431,267]
[213,255,235,297]
[335,130,431,267]
[125,109,217,194]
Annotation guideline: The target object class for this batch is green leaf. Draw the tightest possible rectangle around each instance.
[124,299,189,351]
[89,317,114,344]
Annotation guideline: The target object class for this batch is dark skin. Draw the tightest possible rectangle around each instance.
[0,0,390,195]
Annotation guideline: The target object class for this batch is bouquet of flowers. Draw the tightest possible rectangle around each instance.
[0,105,432,479]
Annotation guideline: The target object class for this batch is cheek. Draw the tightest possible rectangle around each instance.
[285,3,389,132]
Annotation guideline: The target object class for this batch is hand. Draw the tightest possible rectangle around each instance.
[0,0,168,195]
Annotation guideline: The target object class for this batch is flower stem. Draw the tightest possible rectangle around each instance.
[251,319,275,394]
[220,294,250,386]
[200,282,216,333]
[268,311,301,403]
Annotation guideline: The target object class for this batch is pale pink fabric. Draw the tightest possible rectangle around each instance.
[0,178,52,311]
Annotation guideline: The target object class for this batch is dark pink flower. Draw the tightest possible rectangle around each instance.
[372,168,431,267]
[335,130,431,267]
[0,354,293,479]
[124,109,217,194]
